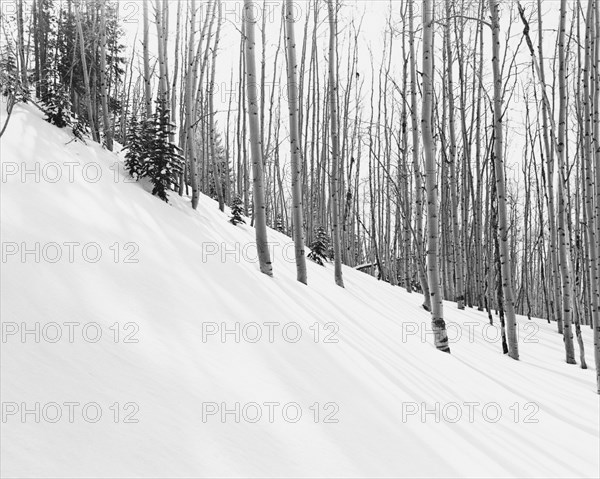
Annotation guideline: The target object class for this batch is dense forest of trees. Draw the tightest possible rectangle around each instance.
[1,0,598,392]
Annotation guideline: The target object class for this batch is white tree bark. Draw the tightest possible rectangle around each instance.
[422,0,449,352]
[16,0,28,91]
[444,0,464,309]
[99,0,112,151]
[75,1,98,143]
[244,0,273,277]
[489,0,518,360]
[409,0,431,311]
[327,0,344,288]
[556,0,576,363]
[536,0,564,334]
[185,0,200,209]
[209,0,225,211]
[583,0,599,390]
[284,0,308,284]
[142,0,152,119]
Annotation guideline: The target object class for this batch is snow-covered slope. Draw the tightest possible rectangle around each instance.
[1,103,598,478]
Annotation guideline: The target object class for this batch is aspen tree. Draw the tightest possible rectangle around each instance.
[243,0,273,276]
[75,0,98,143]
[155,0,168,100]
[142,0,152,119]
[444,0,465,309]
[99,0,112,151]
[327,0,344,287]
[473,1,486,311]
[171,0,181,144]
[284,0,308,284]
[556,0,577,363]
[16,0,28,91]
[185,0,200,209]
[409,0,431,311]
[209,0,225,211]
[537,0,563,334]
[489,0,518,359]
[582,0,600,391]
[422,0,449,352]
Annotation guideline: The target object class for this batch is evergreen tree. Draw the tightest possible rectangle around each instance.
[42,80,72,128]
[34,0,56,100]
[206,130,229,201]
[124,114,145,179]
[230,195,246,226]
[143,100,184,202]
[0,45,27,102]
[308,226,331,266]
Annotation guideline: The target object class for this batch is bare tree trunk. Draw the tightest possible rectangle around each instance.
[185,0,200,209]
[155,0,167,100]
[171,0,182,145]
[489,0,518,360]
[422,0,449,352]
[327,0,344,288]
[244,0,273,277]
[409,0,431,311]
[474,4,485,311]
[537,0,563,334]
[16,0,28,91]
[99,0,112,150]
[444,0,465,309]
[209,0,225,211]
[582,0,600,391]
[142,0,152,119]
[284,0,308,285]
[75,1,98,143]
[557,0,576,363]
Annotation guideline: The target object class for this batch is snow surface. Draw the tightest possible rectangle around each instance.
[1,102,599,478]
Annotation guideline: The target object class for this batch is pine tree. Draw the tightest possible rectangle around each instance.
[207,131,228,202]
[124,114,144,179]
[0,45,26,102]
[143,100,184,202]
[230,196,246,226]
[42,80,72,128]
[308,226,331,266]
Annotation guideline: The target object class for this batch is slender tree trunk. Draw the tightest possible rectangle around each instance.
[582,0,600,391]
[186,0,200,209]
[444,0,465,309]
[209,0,225,211]
[142,0,152,119]
[474,4,485,311]
[409,0,431,311]
[244,0,273,277]
[16,0,28,91]
[489,0,518,360]
[171,0,182,145]
[155,0,167,100]
[99,0,112,150]
[557,0,577,363]
[327,0,345,288]
[537,0,563,333]
[284,0,308,284]
[75,1,98,143]
[422,0,449,352]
